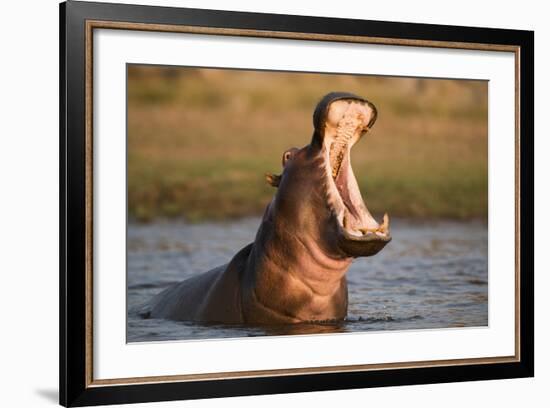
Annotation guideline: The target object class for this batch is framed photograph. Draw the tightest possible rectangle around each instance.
[60,1,534,406]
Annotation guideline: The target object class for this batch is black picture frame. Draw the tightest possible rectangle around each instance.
[60,1,534,406]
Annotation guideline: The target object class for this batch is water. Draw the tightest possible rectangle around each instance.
[127,217,488,342]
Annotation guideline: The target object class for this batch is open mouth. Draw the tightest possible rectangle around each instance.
[322,98,391,254]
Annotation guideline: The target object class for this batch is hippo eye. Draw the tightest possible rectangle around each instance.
[282,151,293,165]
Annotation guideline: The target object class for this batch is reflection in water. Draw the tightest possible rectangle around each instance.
[127,218,488,342]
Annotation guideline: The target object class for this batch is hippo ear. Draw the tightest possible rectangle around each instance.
[265,173,281,188]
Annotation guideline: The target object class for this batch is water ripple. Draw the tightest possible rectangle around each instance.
[127,217,488,342]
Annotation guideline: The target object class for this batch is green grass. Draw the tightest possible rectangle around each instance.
[127,66,488,222]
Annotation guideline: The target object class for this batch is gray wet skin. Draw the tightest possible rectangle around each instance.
[143,92,391,325]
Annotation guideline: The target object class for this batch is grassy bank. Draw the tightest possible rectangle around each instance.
[128,66,488,222]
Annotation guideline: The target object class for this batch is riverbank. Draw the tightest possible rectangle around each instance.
[128,66,488,222]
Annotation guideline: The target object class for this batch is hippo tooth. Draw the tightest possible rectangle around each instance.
[380,213,389,233]
[343,213,349,229]
[358,226,377,234]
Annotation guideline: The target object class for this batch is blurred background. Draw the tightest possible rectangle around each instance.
[127,65,488,223]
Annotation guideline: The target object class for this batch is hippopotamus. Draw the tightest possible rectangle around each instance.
[142,92,391,325]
